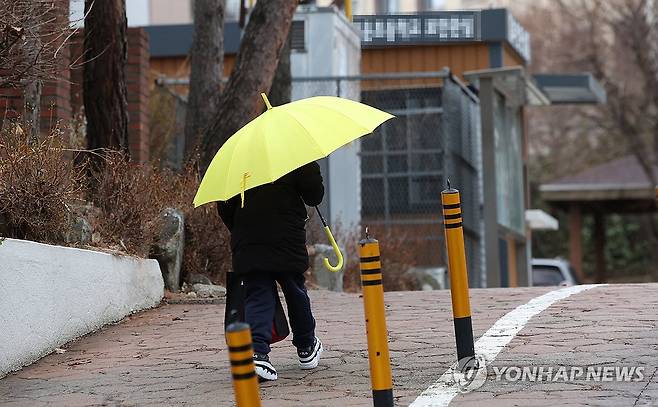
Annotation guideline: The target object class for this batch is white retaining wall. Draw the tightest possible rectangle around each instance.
[0,238,164,376]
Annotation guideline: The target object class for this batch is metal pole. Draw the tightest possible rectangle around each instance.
[226,322,261,407]
[478,76,500,287]
[441,187,476,371]
[359,234,394,407]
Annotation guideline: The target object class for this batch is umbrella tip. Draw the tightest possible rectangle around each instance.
[261,93,273,110]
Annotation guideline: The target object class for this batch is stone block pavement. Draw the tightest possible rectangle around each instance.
[1,284,657,406]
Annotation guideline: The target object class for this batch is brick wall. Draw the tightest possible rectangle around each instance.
[126,28,151,163]
[39,0,72,134]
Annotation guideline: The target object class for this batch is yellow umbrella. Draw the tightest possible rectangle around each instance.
[194,94,395,271]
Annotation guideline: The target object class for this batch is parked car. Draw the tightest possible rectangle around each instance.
[531,258,579,287]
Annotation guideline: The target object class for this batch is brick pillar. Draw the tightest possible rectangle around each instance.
[69,32,85,120]
[39,0,72,134]
[126,28,151,163]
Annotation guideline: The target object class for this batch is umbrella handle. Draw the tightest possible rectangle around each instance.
[322,226,344,272]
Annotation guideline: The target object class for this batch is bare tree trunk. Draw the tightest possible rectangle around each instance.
[83,0,129,157]
[267,35,291,107]
[24,79,41,139]
[200,0,298,171]
[184,0,224,158]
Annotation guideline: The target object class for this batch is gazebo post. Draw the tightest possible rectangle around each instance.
[569,204,585,282]
[593,211,607,283]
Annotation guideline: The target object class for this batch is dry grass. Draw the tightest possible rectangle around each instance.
[0,123,84,243]
[151,163,232,285]
[89,153,161,257]
[91,157,232,283]
[0,125,232,284]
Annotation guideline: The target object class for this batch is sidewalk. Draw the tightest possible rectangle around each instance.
[1,285,657,406]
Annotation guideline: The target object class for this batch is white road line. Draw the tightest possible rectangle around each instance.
[410,284,605,407]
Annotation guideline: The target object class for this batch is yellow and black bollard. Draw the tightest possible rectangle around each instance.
[226,322,261,407]
[359,232,394,407]
[441,187,476,371]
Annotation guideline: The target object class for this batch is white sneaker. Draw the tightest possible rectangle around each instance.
[297,337,323,370]
[253,353,277,381]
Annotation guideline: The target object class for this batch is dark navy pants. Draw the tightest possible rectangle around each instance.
[244,271,316,355]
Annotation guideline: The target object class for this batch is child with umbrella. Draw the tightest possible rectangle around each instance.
[194,94,393,381]
[217,161,325,381]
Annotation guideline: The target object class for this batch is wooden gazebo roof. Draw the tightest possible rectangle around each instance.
[540,155,657,213]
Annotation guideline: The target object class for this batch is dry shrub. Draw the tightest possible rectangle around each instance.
[0,122,232,283]
[375,227,420,292]
[90,153,161,257]
[348,225,419,292]
[0,123,84,243]
[182,203,232,285]
[306,212,419,292]
[71,155,232,282]
[150,163,232,285]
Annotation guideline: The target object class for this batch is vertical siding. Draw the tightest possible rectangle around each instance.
[502,43,525,67]
[149,55,236,95]
[361,44,490,80]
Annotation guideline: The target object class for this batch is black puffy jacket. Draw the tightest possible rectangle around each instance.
[217,161,324,274]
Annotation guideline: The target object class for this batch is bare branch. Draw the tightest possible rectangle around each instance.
[0,0,73,88]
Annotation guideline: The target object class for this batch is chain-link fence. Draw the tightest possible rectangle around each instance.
[293,71,483,287]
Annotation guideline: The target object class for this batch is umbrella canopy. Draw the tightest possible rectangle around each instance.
[193,94,394,208]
